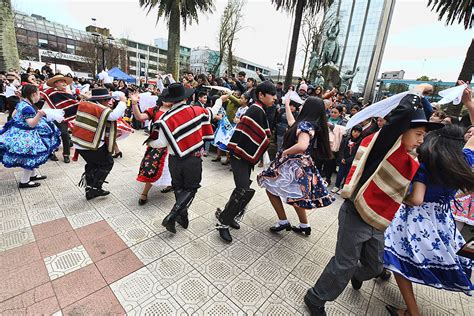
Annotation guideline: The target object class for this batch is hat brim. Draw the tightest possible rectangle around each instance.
[160,88,195,103]
[409,121,444,131]
[88,95,113,102]
[46,76,73,87]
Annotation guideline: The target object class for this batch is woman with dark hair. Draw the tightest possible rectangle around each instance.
[117,80,129,97]
[0,84,61,188]
[384,124,474,316]
[314,86,323,98]
[258,96,335,235]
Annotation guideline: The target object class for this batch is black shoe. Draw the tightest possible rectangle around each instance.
[217,225,233,242]
[304,292,326,316]
[385,305,407,316]
[292,225,312,236]
[112,152,123,158]
[211,157,221,162]
[377,268,392,281]
[270,222,292,232]
[86,187,110,200]
[50,154,59,161]
[229,219,240,229]
[162,212,178,233]
[19,181,41,189]
[176,210,189,229]
[30,175,47,181]
[138,194,148,205]
[63,156,70,163]
[351,276,363,290]
[161,186,174,193]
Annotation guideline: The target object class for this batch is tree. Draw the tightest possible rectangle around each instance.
[428,0,473,116]
[139,0,214,79]
[0,0,20,71]
[272,0,333,88]
[78,37,128,76]
[299,10,319,78]
[416,75,437,81]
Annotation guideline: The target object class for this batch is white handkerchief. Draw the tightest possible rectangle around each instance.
[438,84,467,105]
[282,91,304,105]
[42,109,65,122]
[203,85,232,93]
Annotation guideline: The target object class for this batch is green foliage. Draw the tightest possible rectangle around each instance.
[139,0,215,28]
[428,0,472,29]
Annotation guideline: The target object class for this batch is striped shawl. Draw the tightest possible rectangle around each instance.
[340,131,419,231]
[156,103,214,158]
[71,101,116,152]
[227,103,271,165]
[41,88,79,122]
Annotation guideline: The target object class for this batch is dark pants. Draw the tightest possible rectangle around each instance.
[77,145,114,188]
[306,200,384,306]
[334,162,351,188]
[168,155,202,192]
[6,96,19,121]
[230,155,252,190]
[55,121,71,156]
[0,95,6,112]
[322,152,338,183]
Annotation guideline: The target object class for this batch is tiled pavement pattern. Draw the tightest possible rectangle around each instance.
[0,126,473,315]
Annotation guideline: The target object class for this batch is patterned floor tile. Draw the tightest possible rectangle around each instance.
[0,213,30,234]
[96,248,144,284]
[187,216,214,237]
[161,228,197,250]
[110,266,163,313]
[220,241,262,270]
[291,258,324,286]
[199,230,233,253]
[127,290,186,316]
[130,235,173,265]
[176,239,218,268]
[0,227,35,252]
[195,291,245,316]
[273,273,313,313]
[278,232,317,256]
[96,203,130,219]
[62,286,125,315]
[146,251,194,288]
[67,210,103,229]
[36,230,81,258]
[166,269,220,314]
[44,245,93,281]
[246,256,290,291]
[197,254,243,290]
[222,272,272,315]
[263,243,303,272]
[255,293,301,316]
[27,207,65,226]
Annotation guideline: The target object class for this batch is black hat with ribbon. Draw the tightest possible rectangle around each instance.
[160,83,194,103]
[88,87,112,102]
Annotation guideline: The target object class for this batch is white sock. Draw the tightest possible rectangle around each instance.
[278,219,289,226]
[20,169,34,184]
[31,168,38,177]
[299,223,310,228]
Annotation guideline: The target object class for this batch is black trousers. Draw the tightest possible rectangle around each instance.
[55,121,71,156]
[77,145,114,188]
[6,96,19,121]
[168,155,202,192]
[230,155,252,190]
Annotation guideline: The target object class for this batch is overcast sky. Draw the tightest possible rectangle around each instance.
[13,0,473,81]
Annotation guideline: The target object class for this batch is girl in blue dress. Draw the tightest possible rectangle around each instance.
[0,84,61,188]
[258,96,335,236]
[384,124,474,316]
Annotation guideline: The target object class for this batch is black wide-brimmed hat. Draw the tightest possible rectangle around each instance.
[160,83,194,103]
[88,87,112,102]
[410,108,444,131]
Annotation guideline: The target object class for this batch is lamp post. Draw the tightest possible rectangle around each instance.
[92,32,114,72]
[277,62,284,82]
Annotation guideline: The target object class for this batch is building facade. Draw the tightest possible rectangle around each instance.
[190,47,278,79]
[322,0,396,99]
[13,11,191,80]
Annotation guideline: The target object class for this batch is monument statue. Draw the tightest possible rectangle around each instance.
[339,67,360,93]
[307,52,320,83]
[321,19,340,66]
[313,70,325,88]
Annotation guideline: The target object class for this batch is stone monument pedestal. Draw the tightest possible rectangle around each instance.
[320,65,340,90]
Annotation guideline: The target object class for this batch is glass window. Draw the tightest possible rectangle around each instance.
[57,37,66,44]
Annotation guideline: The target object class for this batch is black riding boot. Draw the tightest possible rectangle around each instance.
[162,190,196,233]
[216,188,247,242]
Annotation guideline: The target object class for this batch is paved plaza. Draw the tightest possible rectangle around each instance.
[0,120,472,315]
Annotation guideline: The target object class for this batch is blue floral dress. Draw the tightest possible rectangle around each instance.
[257,121,335,209]
[384,151,474,295]
[0,101,61,170]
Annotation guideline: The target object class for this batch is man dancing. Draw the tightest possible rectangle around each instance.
[41,75,80,163]
[71,87,126,200]
[215,81,276,242]
[149,83,224,233]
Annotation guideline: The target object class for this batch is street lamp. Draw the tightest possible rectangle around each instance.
[92,32,114,72]
[277,62,284,82]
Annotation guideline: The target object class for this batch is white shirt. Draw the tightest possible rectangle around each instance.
[148,99,223,154]
[5,83,18,98]
[74,101,126,150]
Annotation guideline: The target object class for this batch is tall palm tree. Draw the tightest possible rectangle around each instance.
[0,0,20,71]
[428,0,473,116]
[139,0,214,79]
[272,0,332,88]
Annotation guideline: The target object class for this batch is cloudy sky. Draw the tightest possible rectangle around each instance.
[13,0,472,81]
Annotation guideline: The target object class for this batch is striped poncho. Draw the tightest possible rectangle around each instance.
[227,102,271,165]
[41,88,79,122]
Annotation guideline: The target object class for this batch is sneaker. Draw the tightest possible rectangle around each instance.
[63,156,70,163]
[330,187,340,194]
[303,291,326,316]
